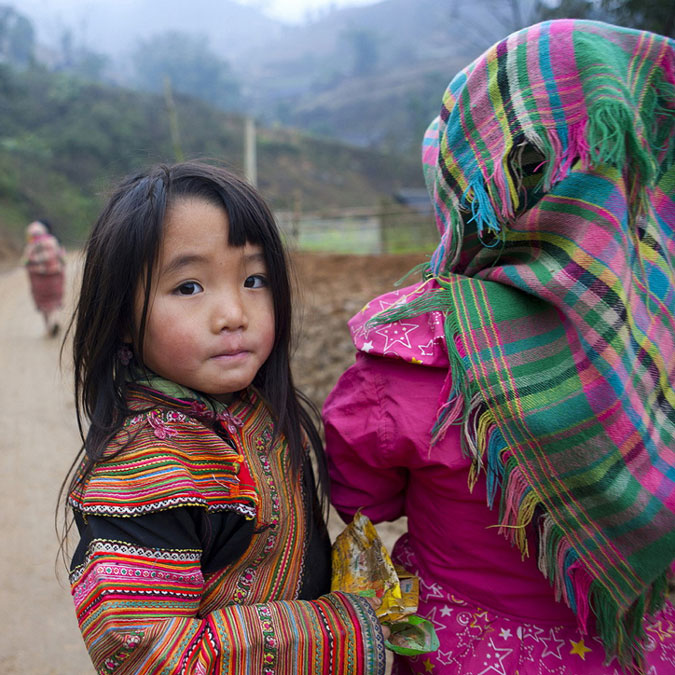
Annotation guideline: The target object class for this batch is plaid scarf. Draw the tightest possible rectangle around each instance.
[371,19,675,669]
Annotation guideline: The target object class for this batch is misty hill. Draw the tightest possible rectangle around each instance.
[17,0,536,149]
[0,63,422,250]
[19,0,282,62]
[239,0,516,148]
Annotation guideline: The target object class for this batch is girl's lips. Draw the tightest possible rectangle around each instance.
[211,350,247,359]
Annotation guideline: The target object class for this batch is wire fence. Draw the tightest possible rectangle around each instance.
[276,204,437,255]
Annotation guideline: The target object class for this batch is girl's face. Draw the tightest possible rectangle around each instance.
[135,197,275,402]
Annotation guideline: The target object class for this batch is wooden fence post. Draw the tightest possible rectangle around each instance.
[379,198,389,254]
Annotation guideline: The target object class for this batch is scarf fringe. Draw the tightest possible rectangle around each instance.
[368,262,673,669]
[437,64,675,279]
[378,287,672,670]
[430,205,463,274]
[468,397,670,672]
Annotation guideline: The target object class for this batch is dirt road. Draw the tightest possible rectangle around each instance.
[0,250,415,674]
[1,254,94,673]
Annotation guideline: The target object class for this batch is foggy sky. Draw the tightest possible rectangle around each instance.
[240,0,381,23]
[18,0,382,25]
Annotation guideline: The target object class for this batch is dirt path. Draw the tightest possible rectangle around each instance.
[0,250,416,673]
[0,254,94,673]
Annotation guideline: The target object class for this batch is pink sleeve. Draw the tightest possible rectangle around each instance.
[323,354,410,524]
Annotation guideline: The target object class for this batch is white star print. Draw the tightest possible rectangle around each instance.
[423,606,448,633]
[420,579,445,599]
[436,649,455,666]
[375,295,403,313]
[418,338,436,356]
[375,321,419,353]
[351,323,370,341]
[476,640,513,675]
[540,628,565,660]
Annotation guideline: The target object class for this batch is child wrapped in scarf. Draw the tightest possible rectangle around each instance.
[324,19,675,674]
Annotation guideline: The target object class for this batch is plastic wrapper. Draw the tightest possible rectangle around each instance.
[331,510,438,655]
[385,616,440,656]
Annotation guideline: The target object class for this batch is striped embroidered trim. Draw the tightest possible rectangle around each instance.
[69,538,202,584]
[69,406,259,518]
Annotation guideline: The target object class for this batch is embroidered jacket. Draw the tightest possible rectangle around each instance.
[69,382,385,674]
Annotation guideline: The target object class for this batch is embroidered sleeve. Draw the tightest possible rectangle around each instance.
[70,510,386,674]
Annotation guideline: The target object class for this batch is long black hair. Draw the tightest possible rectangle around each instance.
[59,161,328,550]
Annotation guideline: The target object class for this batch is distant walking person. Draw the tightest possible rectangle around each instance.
[22,219,65,336]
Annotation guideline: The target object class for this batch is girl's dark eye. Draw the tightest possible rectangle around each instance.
[175,281,203,295]
[244,274,268,289]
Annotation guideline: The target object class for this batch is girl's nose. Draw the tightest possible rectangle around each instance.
[212,290,247,332]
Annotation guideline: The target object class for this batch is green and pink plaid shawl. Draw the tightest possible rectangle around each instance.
[376,19,675,668]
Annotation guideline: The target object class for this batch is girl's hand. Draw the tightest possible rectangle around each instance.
[364,596,391,640]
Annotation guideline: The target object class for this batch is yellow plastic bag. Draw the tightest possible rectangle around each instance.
[330,510,416,623]
[331,511,439,654]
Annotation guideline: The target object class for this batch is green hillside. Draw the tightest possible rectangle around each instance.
[0,63,423,252]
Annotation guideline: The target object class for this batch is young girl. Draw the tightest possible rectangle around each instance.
[324,20,675,675]
[22,218,66,336]
[62,161,386,673]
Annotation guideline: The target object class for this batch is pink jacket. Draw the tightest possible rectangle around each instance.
[324,352,576,625]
